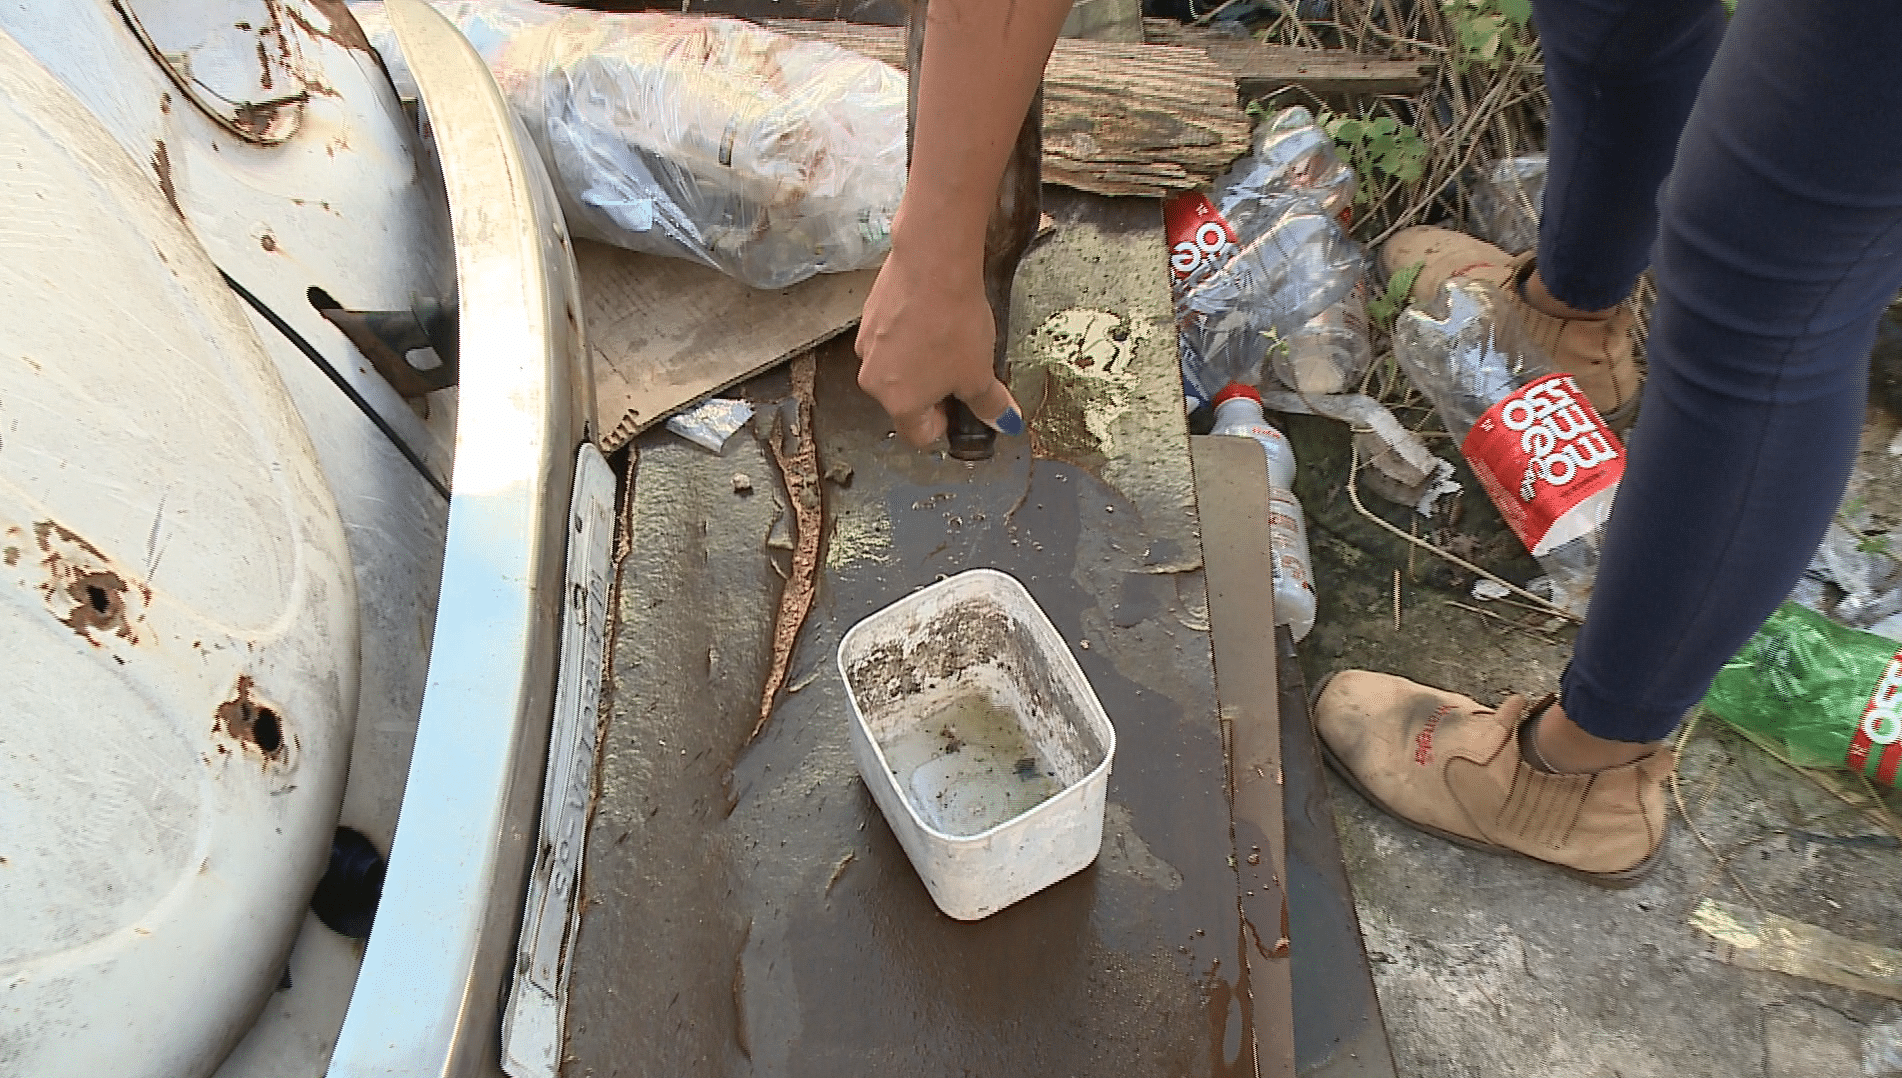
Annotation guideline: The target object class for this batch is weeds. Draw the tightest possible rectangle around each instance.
[1440,0,1533,71]
[1322,112,1427,207]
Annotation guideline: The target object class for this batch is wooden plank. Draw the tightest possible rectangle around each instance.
[1189,433,1297,1078]
[574,239,873,451]
[764,18,1252,197]
[1144,19,1435,96]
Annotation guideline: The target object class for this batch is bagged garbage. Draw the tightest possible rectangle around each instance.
[1703,601,1901,788]
[352,0,907,288]
[1392,278,1625,615]
[1165,106,1364,406]
[1468,154,1546,255]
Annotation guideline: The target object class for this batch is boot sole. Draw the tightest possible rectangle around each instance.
[1307,673,1664,890]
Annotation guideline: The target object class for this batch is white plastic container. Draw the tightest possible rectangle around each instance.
[1208,384,1319,640]
[836,568,1117,921]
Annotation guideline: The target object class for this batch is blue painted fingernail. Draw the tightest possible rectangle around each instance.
[994,406,1025,437]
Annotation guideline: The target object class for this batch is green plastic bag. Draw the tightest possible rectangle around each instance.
[1702,602,1901,787]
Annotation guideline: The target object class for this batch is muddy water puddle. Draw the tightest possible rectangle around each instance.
[877,693,1065,836]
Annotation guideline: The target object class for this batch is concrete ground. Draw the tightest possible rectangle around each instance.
[1286,401,1902,1077]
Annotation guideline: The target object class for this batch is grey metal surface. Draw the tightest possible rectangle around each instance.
[1189,434,1298,1078]
[1275,628,1398,1078]
[328,1,592,1073]
[567,191,1278,1075]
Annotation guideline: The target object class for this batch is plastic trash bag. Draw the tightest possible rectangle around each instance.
[352,0,906,288]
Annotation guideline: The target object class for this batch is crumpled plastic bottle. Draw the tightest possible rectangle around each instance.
[352,0,905,289]
[1274,279,1373,395]
[1392,279,1627,615]
[1703,602,1902,788]
[1468,154,1547,255]
[1165,107,1364,406]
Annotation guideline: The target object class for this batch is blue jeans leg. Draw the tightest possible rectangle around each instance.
[1532,0,1726,311]
[1558,0,1902,742]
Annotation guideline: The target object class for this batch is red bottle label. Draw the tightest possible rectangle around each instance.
[1164,192,1236,288]
[1852,652,1902,786]
[1460,373,1625,553]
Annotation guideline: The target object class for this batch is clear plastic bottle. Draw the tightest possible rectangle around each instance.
[1392,279,1626,615]
[1166,107,1365,407]
[1274,279,1373,395]
[1468,154,1547,256]
[1208,384,1318,641]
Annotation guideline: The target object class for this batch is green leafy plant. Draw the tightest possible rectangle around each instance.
[1322,112,1427,207]
[1367,261,1424,334]
[1441,0,1533,70]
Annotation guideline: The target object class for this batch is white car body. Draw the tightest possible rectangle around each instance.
[0,2,600,1075]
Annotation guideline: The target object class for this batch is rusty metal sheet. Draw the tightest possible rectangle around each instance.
[1190,434,1297,1078]
[577,239,875,452]
[567,190,1277,1074]
[1275,628,1400,1078]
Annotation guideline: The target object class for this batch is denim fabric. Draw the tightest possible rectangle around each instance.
[1545,0,1902,740]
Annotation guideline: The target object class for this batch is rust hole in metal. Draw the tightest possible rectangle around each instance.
[34,522,149,646]
[214,675,288,760]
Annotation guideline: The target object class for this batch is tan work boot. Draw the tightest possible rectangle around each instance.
[1381,226,1642,430]
[1313,670,1674,888]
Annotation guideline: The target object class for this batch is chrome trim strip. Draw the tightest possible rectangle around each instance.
[328,1,591,1073]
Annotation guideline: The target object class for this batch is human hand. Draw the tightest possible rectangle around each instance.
[855,233,1024,448]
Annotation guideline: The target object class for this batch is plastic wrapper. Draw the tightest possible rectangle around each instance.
[352,0,906,288]
[665,397,755,452]
[1867,1020,1902,1078]
[1806,514,1902,627]
[1257,389,1461,515]
[1468,154,1546,255]
[1703,601,1901,787]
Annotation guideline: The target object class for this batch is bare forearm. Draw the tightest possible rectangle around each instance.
[898,0,1069,268]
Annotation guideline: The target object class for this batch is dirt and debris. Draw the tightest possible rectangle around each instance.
[752,352,822,743]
